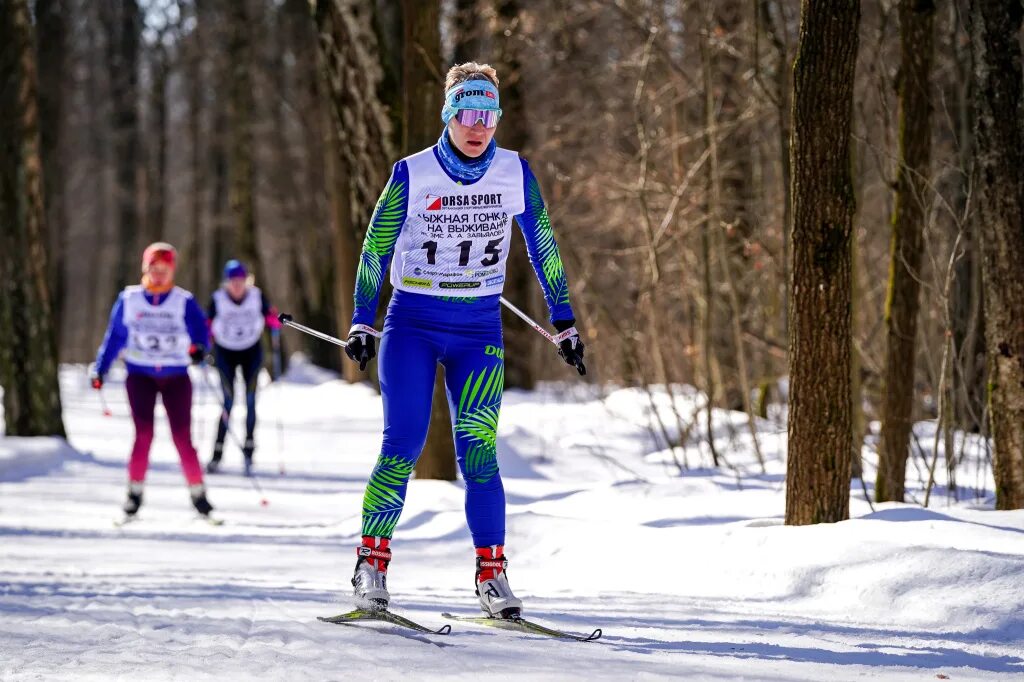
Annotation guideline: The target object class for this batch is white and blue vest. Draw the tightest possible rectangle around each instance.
[390,147,526,297]
[121,285,192,368]
[211,287,265,351]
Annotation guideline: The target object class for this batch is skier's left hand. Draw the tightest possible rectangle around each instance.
[189,344,208,365]
[553,319,586,376]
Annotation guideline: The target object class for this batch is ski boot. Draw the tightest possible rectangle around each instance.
[243,438,255,477]
[189,483,214,516]
[206,442,223,474]
[123,481,144,516]
[352,536,391,610]
[475,545,523,618]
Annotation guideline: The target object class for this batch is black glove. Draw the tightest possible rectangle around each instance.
[189,344,208,365]
[553,319,586,375]
[345,325,380,371]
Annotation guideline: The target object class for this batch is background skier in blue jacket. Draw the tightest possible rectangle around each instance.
[343,62,585,618]
[206,259,282,476]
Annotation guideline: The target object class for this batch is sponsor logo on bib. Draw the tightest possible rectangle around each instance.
[439,281,482,290]
[424,193,504,210]
[402,276,432,288]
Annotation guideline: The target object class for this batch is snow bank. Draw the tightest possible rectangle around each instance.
[0,436,77,482]
[1,366,1022,680]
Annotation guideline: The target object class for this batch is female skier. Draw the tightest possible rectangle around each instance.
[343,62,585,617]
[205,259,281,476]
[92,242,214,517]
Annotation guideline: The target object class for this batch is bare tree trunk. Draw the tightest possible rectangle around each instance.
[969,0,1024,510]
[102,0,141,290]
[185,2,206,295]
[949,0,984,435]
[402,0,456,481]
[785,0,860,526]
[147,45,169,244]
[453,0,484,63]
[876,0,935,503]
[701,0,764,469]
[0,0,66,437]
[227,0,259,274]
[760,0,793,342]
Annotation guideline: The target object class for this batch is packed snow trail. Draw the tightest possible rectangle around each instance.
[1,363,1023,680]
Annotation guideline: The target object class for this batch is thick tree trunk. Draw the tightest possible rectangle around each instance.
[785,0,860,526]
[314,0,395,380]
[227,0,259,274]
[0,0,66,437]
[492,0,538,390]
[35,0,66,354]
[402,0,457,481]
[969,0,1024,510]
[876,0,935,503]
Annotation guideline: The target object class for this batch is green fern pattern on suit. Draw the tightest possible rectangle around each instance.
[361,455,415,538]
[525,176,570,308]
[355,178,408,313]
[455,361,504,483]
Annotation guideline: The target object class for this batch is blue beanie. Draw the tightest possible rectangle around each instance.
[441,77,501,125]
[224,259,247,280]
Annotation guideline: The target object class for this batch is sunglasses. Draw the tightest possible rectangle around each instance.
[455,108,501,129]
[148,250,175,265]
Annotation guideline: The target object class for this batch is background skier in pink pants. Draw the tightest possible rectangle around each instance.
[91,242,214,518]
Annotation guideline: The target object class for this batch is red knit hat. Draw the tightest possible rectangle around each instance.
[141,242,177,272]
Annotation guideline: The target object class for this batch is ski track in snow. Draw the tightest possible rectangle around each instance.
[1,362,1023,680]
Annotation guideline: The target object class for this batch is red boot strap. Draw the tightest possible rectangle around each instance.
[357,546,392,562]
[476,557,508,571]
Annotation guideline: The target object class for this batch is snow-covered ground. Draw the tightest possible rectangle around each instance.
[1,361,1023,680]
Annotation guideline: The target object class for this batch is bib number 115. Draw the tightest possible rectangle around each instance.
[422,238,502,267]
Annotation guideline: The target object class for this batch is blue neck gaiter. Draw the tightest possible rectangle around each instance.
[436,129,495,184]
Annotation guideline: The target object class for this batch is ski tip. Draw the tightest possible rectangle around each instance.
[585,628,602,642]
[438,624,452,635]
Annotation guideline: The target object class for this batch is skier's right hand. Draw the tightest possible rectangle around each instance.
[345,324,381,371]
[90,373,103,390]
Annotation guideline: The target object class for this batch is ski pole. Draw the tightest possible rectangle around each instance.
[98,386,112,417]
[200,364,270,507]
[499,296,587,375]
[270,329,286,475]
[277,313,347,348]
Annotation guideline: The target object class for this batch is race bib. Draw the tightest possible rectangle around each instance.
[391,147,526,297]
[211,287,265,350]
[121,286,192,367]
